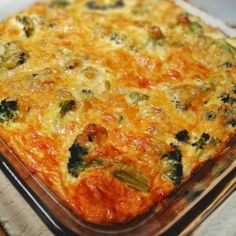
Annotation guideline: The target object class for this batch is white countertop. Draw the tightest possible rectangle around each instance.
[0,170,52,236]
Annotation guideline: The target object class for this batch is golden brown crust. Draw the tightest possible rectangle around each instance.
[0,0,235,224]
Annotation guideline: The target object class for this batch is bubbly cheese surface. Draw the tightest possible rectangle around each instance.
[0,0,235,224]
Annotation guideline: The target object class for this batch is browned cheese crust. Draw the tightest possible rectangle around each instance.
[0,0,235,224]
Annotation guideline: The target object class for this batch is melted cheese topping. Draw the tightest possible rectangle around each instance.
[0,0,235,224]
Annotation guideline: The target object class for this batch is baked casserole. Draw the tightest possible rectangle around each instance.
[0,0,235,224]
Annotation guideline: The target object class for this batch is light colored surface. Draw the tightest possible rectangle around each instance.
[193,191,236,236]
[0,170,52,236]
[0,1,235,236]
[0,0,37,21]
[189,0,236,26]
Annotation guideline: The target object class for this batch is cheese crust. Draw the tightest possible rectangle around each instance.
[0,0,235,224]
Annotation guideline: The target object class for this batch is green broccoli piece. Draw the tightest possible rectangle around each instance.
[67,141,106,177]
[49,0,71,8]
[128,91,149,105]
[175,130,189,142]
[110,32,126,45]
[192,133,210,149]
[189,22,203,35]
[227,119,236,128]
[86,0,124,11]
[67,142,88,177]
[113,170,150,192]
[85,159,105,168]
[0,42,28,70]
[222,61,233,68]
[232,84,236,95]
[205,111,216,121]
[161,147,183,185]
[16,16,34,37]
[218,39,236,58]
[81,88,94,100]
[219,92,236,105]
[0,99,19,123]
[59,100,76,118]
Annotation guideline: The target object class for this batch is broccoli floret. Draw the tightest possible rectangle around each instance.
[67,142,88,177]
[192,133,210,149]
[0,42,28,70]
[219,39,236,58]
[210,137,221,145]
[175,130,189,142]
[219,93,236,104]
[67,141,106,177]
[110,32,126,45]
[18,52,27,65]
[227,119,236,128]
[128,91,149,105]
[232,84,236,95]
[171,93,189,111]
[59,100,76,118]
[16,16,34,37]
[81,88,94,100]
[222,61,233,68]
[205,111,216,121]
[219,93,230,103]
[0,99,19,123]
[86,0,124,11]
[49,0,71,8]
[113,170,150,192]
[189,22,203,35]
[161,147,183,185]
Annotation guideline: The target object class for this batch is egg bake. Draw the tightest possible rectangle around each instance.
[0,0,235,225]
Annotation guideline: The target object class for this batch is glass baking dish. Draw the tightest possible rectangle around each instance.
[0,136,235,236]
[0,1,236,235]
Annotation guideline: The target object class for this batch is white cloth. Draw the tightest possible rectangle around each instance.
[0,170,52,236]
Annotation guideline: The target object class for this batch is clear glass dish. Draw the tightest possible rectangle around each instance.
[0,136,235,236]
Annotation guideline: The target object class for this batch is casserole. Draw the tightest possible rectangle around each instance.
[0,0,235,234]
